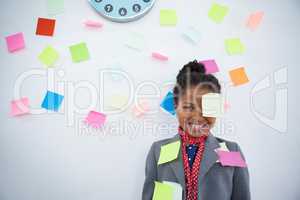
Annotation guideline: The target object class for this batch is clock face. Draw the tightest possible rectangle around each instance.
[88,0,156,23]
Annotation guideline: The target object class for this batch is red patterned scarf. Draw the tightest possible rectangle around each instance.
[178,127,207,200]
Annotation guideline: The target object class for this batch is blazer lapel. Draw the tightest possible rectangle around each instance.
[168,135,186,193]
[199,133,220,181]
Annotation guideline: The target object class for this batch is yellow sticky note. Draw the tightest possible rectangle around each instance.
[229,67,249,86]
[153,181,174,200]
[225,38,245,55]
[208,3,229,23]
[158,140,180,165]
[38,45,59,67]
[202,93,224,117]
[108,95,128,109]
[160,9,177,26]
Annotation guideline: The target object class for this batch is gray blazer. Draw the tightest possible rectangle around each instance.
[142,134,250,200]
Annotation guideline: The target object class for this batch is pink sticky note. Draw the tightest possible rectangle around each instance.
[133,101,150,117]
[152,52,168,61]
[5,32,25,53]
[217,150,247,167]
[85,111,106,128]
[10,97,30,116]
[83,20,103,28]
[246,11,264,31]
[199,59,219,74]
[224,101,230,112]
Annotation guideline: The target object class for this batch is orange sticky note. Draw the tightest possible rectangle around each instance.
[229,67,249,86]
[36,18,56,36]
[246,11,264,31]
[10,97,30,116]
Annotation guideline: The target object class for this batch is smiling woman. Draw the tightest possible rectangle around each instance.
[142,60,250,200]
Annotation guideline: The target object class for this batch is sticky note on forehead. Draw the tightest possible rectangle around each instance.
[153,181,174,200]
[158,140,180,165]
[202,93,224,117]
[229,67,249,86]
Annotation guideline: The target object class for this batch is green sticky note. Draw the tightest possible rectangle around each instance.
[160,9,178,26]
[208,3,229,23]
[225,38,245,55]
[158,140,180,165]
[47,0,64,15]
[38,45,59,67]
[153,181,174,200]
[202,93,224,117]
[69,42,90,63]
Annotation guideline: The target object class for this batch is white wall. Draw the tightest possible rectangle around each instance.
[0,0,299,200]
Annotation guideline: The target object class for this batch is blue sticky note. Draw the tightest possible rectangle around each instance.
[41,91,64,111]
[160,91,176,115]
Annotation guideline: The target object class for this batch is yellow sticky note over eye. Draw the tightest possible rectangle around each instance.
[202,93,224,117]
[158,141,180,165]
[229,67,249,86]
[208,3,229,23]
[38,45,59,67]
[225,38,245,55]
[153,181,174,200]
[160,9,178,26]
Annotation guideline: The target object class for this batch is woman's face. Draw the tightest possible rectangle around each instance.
[175,86,216,137]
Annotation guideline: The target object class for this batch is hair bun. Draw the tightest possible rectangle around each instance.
[180,60,206,75]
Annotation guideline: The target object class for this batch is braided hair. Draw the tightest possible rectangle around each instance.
[173,60,221,106]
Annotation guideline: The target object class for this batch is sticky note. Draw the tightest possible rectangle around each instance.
[69,42,90,62]
[229,67,249,86]
[5,32,25,53]
[85,111,106,128]
[36,18,56,36]
[202,93,224,117]
[199,59,219,74]
[208,3,229,23]
[246,11,264,31]
[225,38,245,55]
[224,101,230,112]
[10,97,30,116]
[153,181,174,200]
[47,0,64,15]
[160,9,177,26]
[84,19,103,28]
[41,91,64,111]
[152,52,168,61]
[108,95,128,109]
[182,26,201,45]
[215,142,230,162]
[217,150,247,167]
[163,181,183,200]
[160,91,176,116]
[158,140,180,165]
[38,45,59,67]
[133,101,149,117]
[124,32,145,51]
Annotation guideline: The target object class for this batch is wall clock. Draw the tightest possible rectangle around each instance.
[88,0,156,23]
